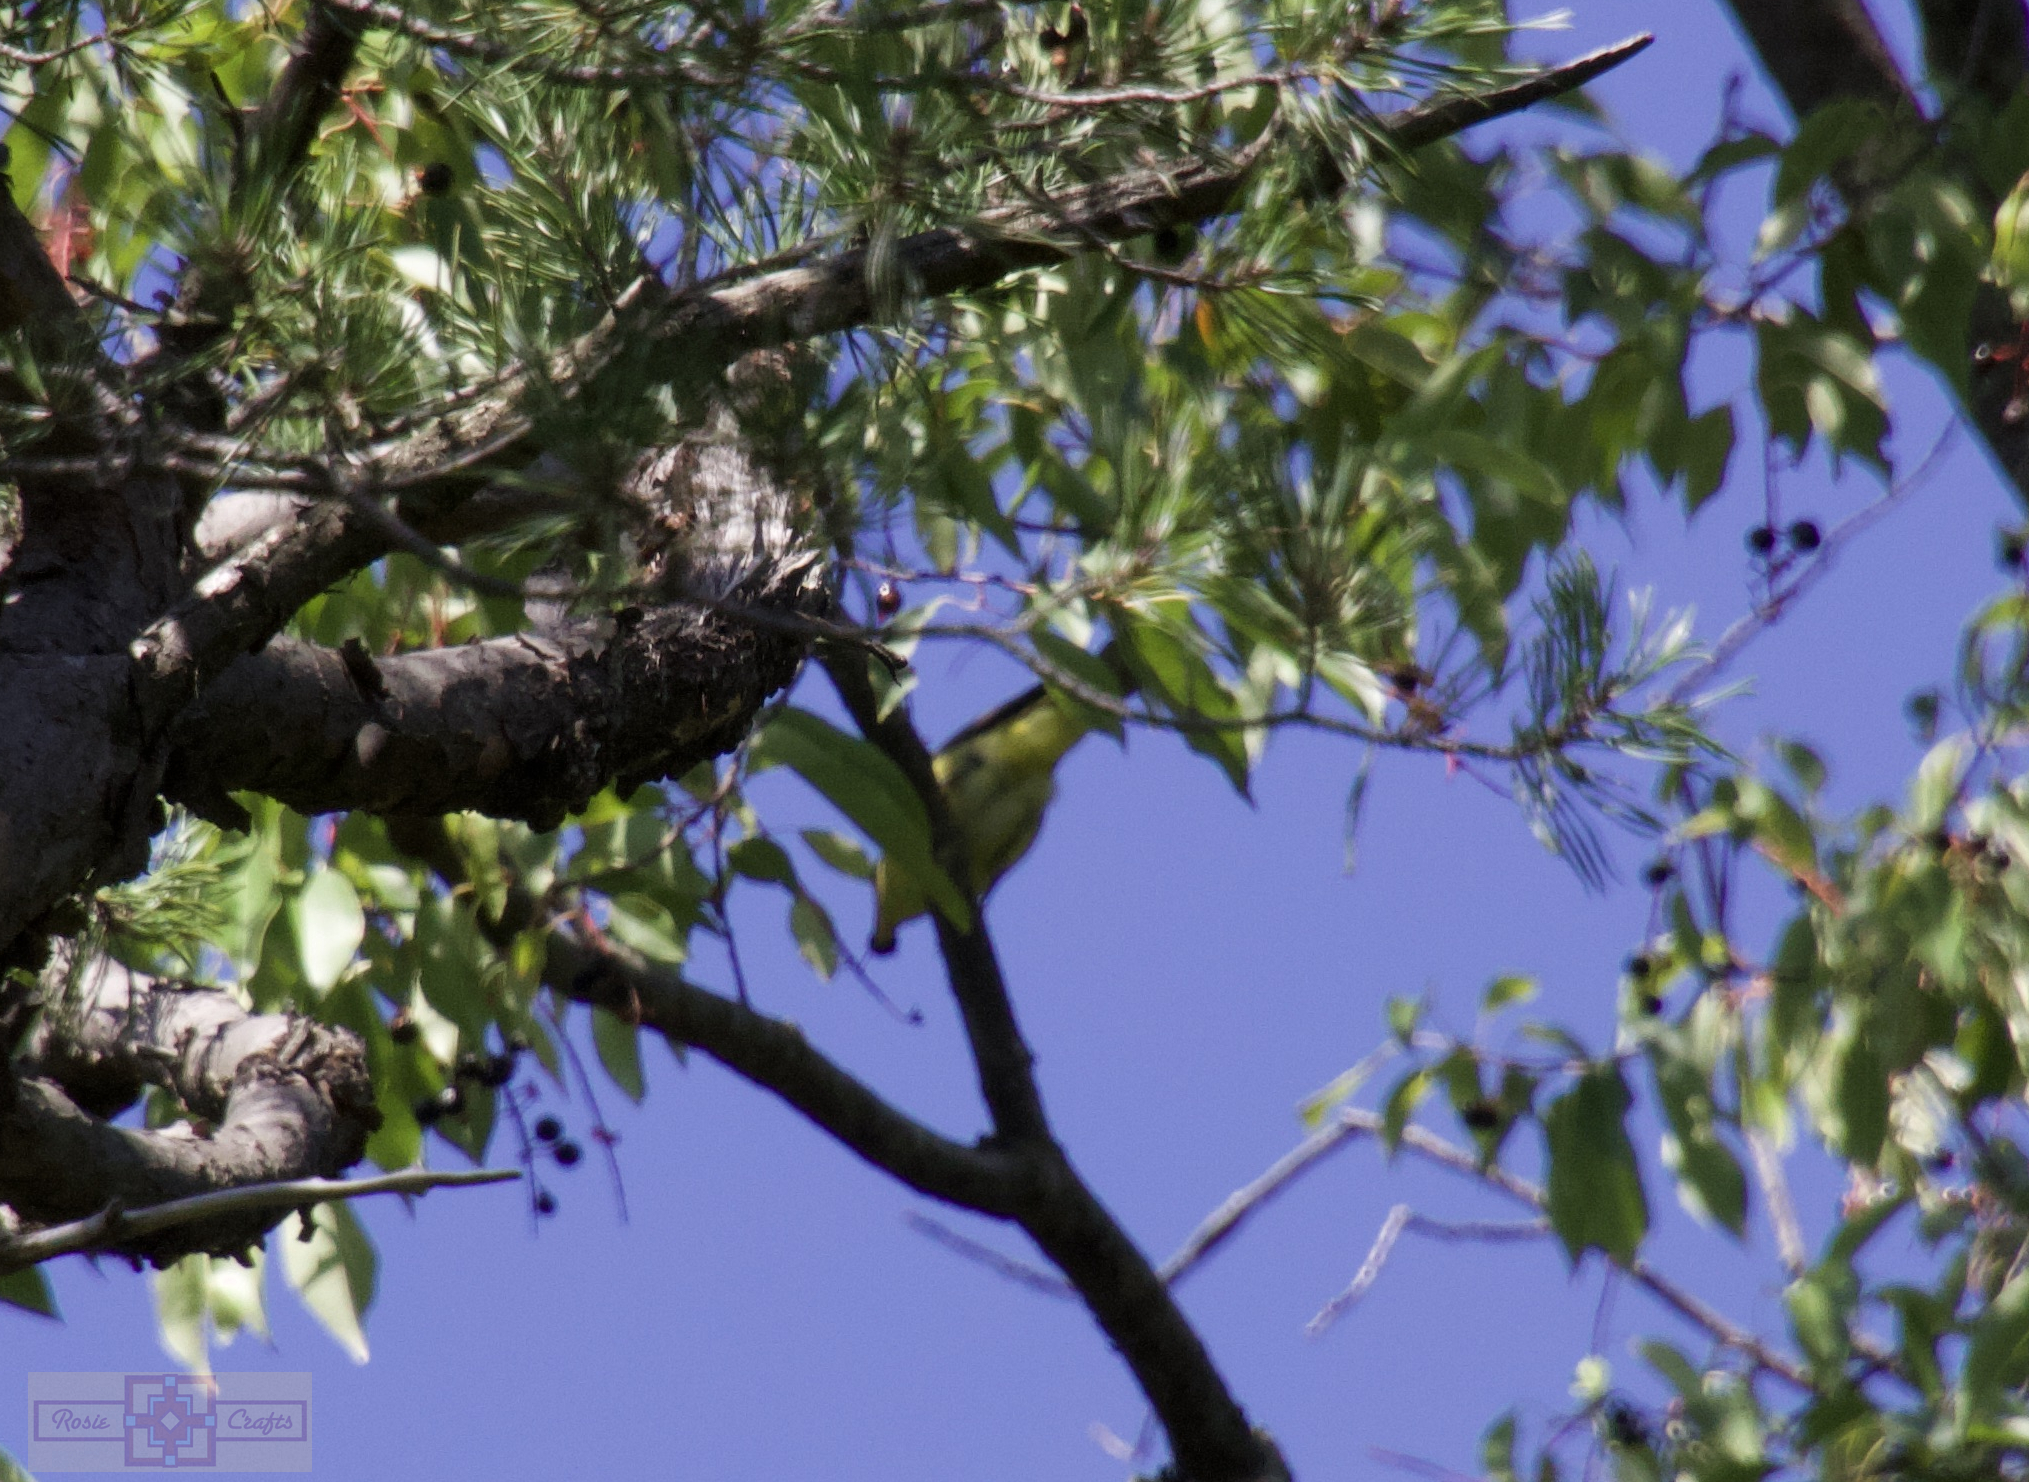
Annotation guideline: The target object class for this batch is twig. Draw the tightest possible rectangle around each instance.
[1306,1204,1549,1334]
[1666,424,1952,706]
[1158,1106,1373,1283]
[547,1000,631,1224]
[0,1168,517,1275]
[904,1211,1073,1297]
[1225,1108,1816,1388]
[0,22,149,67]
[1368,1447,1488,1482]
[1746,1129,1808,1277]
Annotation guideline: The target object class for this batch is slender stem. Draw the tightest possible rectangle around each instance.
[1315,1110,1815,1389]
[0,1168,516,1276]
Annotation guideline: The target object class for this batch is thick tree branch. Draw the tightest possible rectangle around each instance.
[0,188,87,343]
[0,961,381,1266]
[1916,0,2029,101]
[1715,0,1915,116]
[0,1167,514,1276]
[164,574,822,831]
[244,4,365,197]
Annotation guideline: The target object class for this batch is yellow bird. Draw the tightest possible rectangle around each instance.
[870,685,1091,954]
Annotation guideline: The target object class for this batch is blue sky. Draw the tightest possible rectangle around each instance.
[8,2,2018,1478]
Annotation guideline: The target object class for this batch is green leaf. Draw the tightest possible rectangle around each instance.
[592,1007,646,1102]
[801,829,875,880]
[1115,617,1253,796]
[748,708,969,928]
[282,1201,376,1364]
[293,867,365,993]
[1298,1050,1393,1127]
[1482,974,1538,1014]
[790,893,840,982]
[1734,779,1818,882]
[1480,1411,1520,1482]
[727,837,796,886]
[1961,1269,2029,1421]
[1381,1067,1433,1153]
[1653,1054,1748,1236]
[1994,171,2029,294]
[604,893,688,966]
[1543,1066,1649,1265]
[1826,1014,1889,1165]
[1773,99,1885,206]
[1679,405,1733,515]
[151,1255,211,1371]
[0,1265,58,1319]
[1386,994,1424,1044]
[1909,735,1969,831]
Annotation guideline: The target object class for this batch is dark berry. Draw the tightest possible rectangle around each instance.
[1928,828,1954,853]
[553,1140,583,1167]
[875,580,902,620]
[1604,1402,1648,1449]
[416,161,454,196]
[1787,520,1821,552]
[1152,225,1183,260]
[533,1115,563,1143]
[1639,994,1664,1016]
[1461,1102,1500,1131]
[413,1095,442,1125]
[2002,532,2028,571]
[534,1191,558,1216]
[477,1054,515,1089]
[1642,860,1674,888]
[1626,953,1654,979]
[454,1051,484,1081]
[1927,1149,1956,1172]
[388,1013,418,1045]
[1384,663,1421,696]
[1746,525,1777,555]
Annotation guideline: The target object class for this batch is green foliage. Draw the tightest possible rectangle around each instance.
[0,1265,57,1319]
[17,0,2029,1477]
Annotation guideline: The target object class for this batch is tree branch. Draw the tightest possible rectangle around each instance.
[381,817,1024,1216]
[553,931,1026,1213]
[0,960,381,1266]
[0,1167,515,1276]
[1715,0,1915,116]
[819,653,1283,1482]
[821,654,1050,1143]
[234,37,1653,587]
[1716,0,2029,508]
[244,3,365,196]
[1315,1109,1815,1389]
[0,187,87,343]
[164,577,822,831]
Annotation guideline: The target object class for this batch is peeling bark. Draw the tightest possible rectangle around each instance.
[0,960,379,1265]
